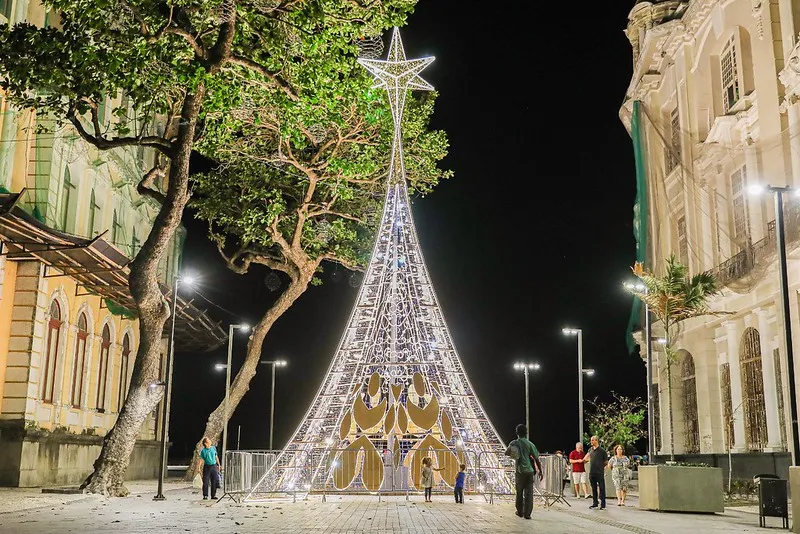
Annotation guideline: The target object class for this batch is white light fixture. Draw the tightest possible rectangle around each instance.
[182,274,196,285]
[656,338,667,345]
[747,183,765,196]
[240,324,250,333]
[583,369,596,376]
[214,363,226,371]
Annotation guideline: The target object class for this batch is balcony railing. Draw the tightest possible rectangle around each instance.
[712,203,800,288]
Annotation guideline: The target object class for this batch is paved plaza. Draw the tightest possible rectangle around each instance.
[0,481,790,533]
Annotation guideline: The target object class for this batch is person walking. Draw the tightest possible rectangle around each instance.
[506,423,541,520]
[568,442,590,499]
[583,435,608,510]
[454,463,466,504]
[197,437,222,501]
[609,445,631,506]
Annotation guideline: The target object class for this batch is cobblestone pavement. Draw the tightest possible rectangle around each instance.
[0,483,787,533]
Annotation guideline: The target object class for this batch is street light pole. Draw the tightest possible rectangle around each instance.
[513,362,540,434]
[221,324,249,468]
[563,328,593,444]
[773,187,800,465]
[748,184,800,465]
[260,359,287,450]
[623,283,654,460]
[155,274,193,501]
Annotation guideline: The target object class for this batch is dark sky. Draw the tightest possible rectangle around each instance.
[169,1,641,461]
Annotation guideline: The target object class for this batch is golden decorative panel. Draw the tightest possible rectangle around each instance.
[413,372,425,396]
[406,394,439,431]
[353,395,387,432]
[339,411,352,441]
[368,372,381,397]
[440,410,453,441]
[384,405,396,434]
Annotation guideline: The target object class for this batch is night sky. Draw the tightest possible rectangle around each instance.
[169,1,641,462]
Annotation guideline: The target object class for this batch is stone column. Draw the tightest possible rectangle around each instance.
[724,321,747,452]
[756,308,783,450]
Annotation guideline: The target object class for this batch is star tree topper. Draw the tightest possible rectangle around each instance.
[358,27,435,127]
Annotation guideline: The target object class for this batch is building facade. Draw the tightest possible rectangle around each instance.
[620,0,800,471]
[0,0,224,487]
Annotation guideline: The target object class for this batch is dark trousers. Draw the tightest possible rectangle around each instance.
[454,487,464,503]
[515,471,534,518]
[424,487,432,500]
[203,464,220,499]
[589,472,606,508]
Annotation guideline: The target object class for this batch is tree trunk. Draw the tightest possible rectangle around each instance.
[185,268,313,481]
[80,88,206,496]
[667,356,675,462]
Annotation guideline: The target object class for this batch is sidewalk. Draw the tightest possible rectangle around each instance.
[0,481,790,533]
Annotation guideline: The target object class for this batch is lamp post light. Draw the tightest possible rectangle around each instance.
[625,280,655,461]
[748,183,800,465]
[513,362,541,435]
[154,273,194,501]
[215,323,250,468]
[562,328,594,444]
[259,359,287,450]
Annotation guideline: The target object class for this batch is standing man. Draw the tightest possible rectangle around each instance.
[569,442,590,499]
[507,423,541,520]
[583,435,608,510]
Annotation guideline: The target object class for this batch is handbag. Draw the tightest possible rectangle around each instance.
[192,473,202,489]
[505,440,520,460]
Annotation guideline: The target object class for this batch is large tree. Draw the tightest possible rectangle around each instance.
[188,58,451,475]
[0,0,415,496]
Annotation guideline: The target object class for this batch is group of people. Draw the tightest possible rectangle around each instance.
[564,438,631,508]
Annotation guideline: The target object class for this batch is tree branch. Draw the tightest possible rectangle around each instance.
[227,56,298,101]
[138,165,167,204]
[68,109,174,156]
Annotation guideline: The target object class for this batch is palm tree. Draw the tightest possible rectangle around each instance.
[626,254,725,461]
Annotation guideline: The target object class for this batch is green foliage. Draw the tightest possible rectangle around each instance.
[584,393,647,450]
[192,51,451,275]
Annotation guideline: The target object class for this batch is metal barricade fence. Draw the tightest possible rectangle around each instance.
[220,447,520,502]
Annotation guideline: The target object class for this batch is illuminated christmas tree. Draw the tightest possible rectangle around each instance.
[247,28,512,498]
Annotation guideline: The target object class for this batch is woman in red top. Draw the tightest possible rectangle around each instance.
[568,442,590,499]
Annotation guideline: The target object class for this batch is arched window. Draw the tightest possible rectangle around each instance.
[681,351,699,453]
[720,363,734,449]
[118,334,131,411]
[41,300,62,403]
[70,313,88,407]
[740,327,768,450]
[96,325,111,411]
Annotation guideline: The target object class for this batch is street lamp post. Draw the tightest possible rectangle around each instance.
[625,281,655,461]
[513,362,540,434]
[563,328,594,444]
[215,324,250,468]
[259,359,287,450]
[748,183,800,465]
[154,273,194,501]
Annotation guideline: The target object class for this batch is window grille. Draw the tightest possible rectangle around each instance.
[41,300,62,403]
[740,327,768,450]
[774,348,787,449]
[721,38,740,113]
[681,353,700,453]
[88,190,100,237]
[118,334,131,411]
[97,325,111,411]
[70,313,88,408]
[720,363,734,449]
[731,166,749,240]
[678,216,689,267]
[667,107,681,173]
[60,167,75,232]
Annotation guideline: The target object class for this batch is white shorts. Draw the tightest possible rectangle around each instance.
[571,472,588,484]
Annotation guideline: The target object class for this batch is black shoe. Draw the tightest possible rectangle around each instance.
[524,516,532,520]
[202,497,208,500]
[589,505,598,509]
[515,511,523,517]
[599,507,606,510]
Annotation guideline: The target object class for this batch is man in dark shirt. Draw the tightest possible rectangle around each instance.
[583,435,608,510]
[508,424,540,520]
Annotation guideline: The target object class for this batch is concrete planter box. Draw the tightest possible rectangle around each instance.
[638,465,724,513]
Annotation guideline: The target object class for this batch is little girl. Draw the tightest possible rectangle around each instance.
[421,457,444,502]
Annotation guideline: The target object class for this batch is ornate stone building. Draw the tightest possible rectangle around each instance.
[620,0,800,470]
[0,0,225,486]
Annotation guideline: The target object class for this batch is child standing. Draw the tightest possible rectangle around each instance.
[454,464,466,503]
[421,457,443,502]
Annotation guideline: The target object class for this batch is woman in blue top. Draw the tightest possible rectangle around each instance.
[197,437,221,500]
